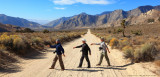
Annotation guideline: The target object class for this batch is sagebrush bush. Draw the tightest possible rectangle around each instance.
[109,38,119,49]
[131,30,142,35]
[13,36,26,50]
[0,44,6,51]
[105,35,113,43]
[0,33,13,47]
[134,43,158,62]
[122,46,134,60]
[32,37,43,45]
[119,39,130,50]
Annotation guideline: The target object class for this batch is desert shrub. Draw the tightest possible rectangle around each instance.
[32,37,43,45]
[0,33,13,47]
[122,46,134,60]
[13,36,26,51]
[147,19,155,23]
[109,38,119,48]
[108,30,112,33]
[131,30,142,35]
[43,29,49,33]
[119,39,130,50]
[116,28,123,33]
[134,43,158,62]
[0,44,6,51]
[24,28,34,33]
[105,35,113,44]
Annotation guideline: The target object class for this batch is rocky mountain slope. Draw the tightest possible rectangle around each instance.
[0,23,24,32]
[46,5,160,30]
[0,14,41,28]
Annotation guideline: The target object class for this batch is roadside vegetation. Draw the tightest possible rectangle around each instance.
[91,23,160,65]
[0,29,87,70]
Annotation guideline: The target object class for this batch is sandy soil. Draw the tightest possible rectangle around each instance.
[0,29,158,77]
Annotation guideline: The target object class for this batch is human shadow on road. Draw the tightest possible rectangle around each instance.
[63,69,103,72]
[92,66,127,70]
[115,62,134,67]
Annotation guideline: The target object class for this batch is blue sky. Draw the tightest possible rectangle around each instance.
[0,0,159,21]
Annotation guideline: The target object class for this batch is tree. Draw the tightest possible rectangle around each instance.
[43,29,49,33]
[121,19,126,37]
[23,28,34,33]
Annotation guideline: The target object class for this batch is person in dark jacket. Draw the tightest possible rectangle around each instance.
[47,39,65,71]
[73,39,91,68]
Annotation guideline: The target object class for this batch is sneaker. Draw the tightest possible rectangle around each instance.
[87,66,91,68]
[49,67,54,69]
[77,66,82,68]
[96,64,100,66]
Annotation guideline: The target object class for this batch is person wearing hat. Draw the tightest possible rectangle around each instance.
[47,39,65,71]
[91,37,111,66]
[73,39,91,68]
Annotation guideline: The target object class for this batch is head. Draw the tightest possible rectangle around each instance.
[56,39,60,44]
[82,39,86,44]
[100,37,104,42]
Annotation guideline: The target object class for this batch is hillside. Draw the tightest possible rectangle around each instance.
[0,23,24,32]
[0,14,41,28]
[46,5,160,30]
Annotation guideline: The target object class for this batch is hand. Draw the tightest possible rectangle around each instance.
[91,43,93,45]
[108,51,110,53]
[63,54,65,57]
[46,45,50,48]
[73,47,76,49]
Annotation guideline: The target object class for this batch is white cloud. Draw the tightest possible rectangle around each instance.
[52,0,113,5]
[54,7,65,10]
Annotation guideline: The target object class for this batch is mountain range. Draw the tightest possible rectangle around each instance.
[45,5,160,30]
[0,14,41,28]
[0,5,160,31]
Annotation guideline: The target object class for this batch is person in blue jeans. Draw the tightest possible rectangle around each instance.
[47,39,65,71]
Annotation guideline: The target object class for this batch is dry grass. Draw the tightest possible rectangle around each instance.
[91,23,160,63]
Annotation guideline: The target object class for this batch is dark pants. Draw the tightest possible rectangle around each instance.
[98,52,110,66]
[51,55,65,69]
[79,55,91,67]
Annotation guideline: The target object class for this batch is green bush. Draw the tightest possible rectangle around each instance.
[116,28,123,33]
[105,35,113,44]
[32,37,43,45]
[13,36,26,51]
[147,19,155,23]
[43,29,49,33]
[131,30,142,35]
[134,43,158,62]
[122,46,134,60]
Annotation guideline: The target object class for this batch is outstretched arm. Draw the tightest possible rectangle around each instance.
[73,45,82,49]
[50,45,57,48]
[91,43,100,45]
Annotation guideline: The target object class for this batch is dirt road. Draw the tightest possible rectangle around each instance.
[0,29,157,77]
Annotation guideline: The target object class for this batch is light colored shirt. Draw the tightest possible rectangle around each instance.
[96,41,108,52]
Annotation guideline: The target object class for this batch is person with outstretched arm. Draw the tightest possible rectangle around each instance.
[73,39,91,68]
[91,37,111,66]
[47,39,65,71]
